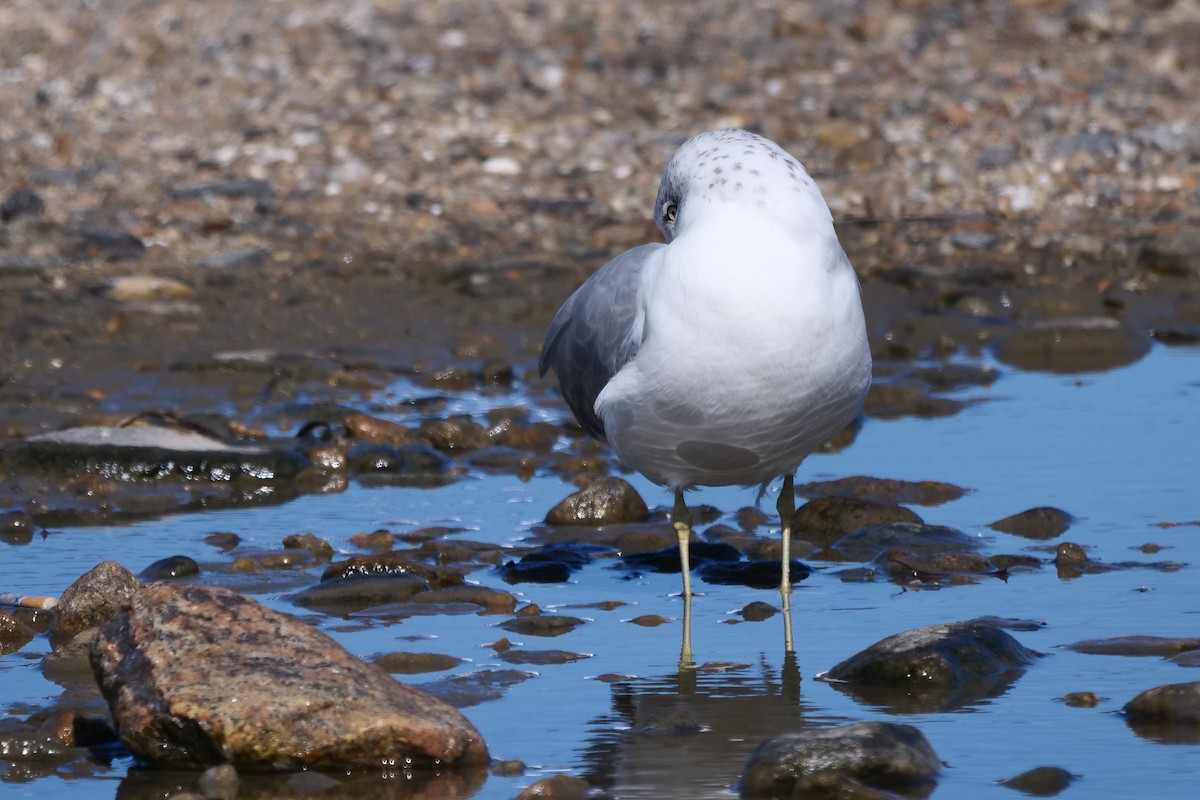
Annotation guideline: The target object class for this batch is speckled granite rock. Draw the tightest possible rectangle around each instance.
[90,582,489,769]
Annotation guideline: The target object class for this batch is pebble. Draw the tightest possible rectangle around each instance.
[545,477,649,526]
[139,555,201,580]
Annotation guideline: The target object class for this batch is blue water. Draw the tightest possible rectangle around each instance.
[2,344,1199,798]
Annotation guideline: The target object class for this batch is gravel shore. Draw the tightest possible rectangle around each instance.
[2,0,1199,426]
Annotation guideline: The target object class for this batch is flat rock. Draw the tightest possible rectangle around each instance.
[828,522,981,562]
[545,477,649,526]
[993,317,1152,374]
[90,582,489,769]
[797,476,967,506]
[989,507,1074,539]
[739,721,940,798]
[2,425,314,486]
[290,573,431,613]
[1066,636,1200,657]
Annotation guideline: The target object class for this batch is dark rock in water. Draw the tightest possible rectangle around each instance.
[497,558,570,584]
[791,496,923,549]
[420,668,536,708]
[623,542,741,573]
[0,612,35,655]
[373,651,464,674]
[634,706,702,736]
[0,510,35,545]
[140,555,200,581]
[497,542,610,584]
[419,416,491,452]
[738,601,777,622]
[1124,680,1200,726]
[197,763,239,800]
[497,614,585,637]
[989,507,1074,539]
[993,317,1151,374]
[874,547,1001,585]
[48,561,141,649]
[790,771,906,798]
[999,765,1078,796]
[829,522,981,562]
[797,476,966,507]
[545,477,649,526]
[824,619,1042,713]
[1066,635,1200,657]
[0,425,316,487]
[40,629,98,686]
[407,585,517,615]
[322,553,464,588]
[498,648,591,666]
[699,559,812,589]
[280,532,334,562]
[738,721,940,798]
[290,573,430,613]
[346,443,448,476]
[90,582,489,769]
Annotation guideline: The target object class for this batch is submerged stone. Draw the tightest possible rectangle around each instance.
[739,721,940,798]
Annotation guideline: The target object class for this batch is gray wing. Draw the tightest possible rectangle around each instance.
[539,243,663,440]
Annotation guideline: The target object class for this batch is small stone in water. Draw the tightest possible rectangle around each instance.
[140,555,200,580]
[738,601,777,622]
[197,763,239,800]
[999,765,1078,796]
[1060,692,1102,708]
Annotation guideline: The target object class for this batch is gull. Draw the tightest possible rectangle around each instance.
[539,129,871,654]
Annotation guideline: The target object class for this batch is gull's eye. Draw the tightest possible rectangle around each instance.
[662,202,678,223]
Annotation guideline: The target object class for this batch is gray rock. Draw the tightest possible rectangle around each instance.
[91,582,489,769]
[48,561,141,649]
[545,476,649,526]
[824,620,1042,713]
[739,721,940,798]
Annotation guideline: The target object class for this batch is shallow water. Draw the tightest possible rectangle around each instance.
[3,344,1200,798]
